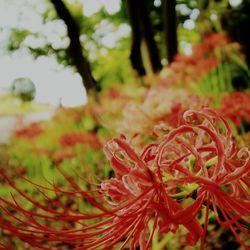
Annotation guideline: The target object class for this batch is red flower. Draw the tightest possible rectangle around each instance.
[52,150,76,165]
[194,33,228,55]
[59,132,102,149]
[161,33,229,88]
[105,87,125,100]
[154,107,250,249]
[13,122,43,140]
[218,91,250,126]
[1,108,250,249]
[0,135,202,249]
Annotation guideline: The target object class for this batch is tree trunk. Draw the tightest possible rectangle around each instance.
[138,0,162,73]
[126,0,162,75]
[50,0,97,93]
[162,0,178,63]
[126,0,146,76]
[222,0,250,69]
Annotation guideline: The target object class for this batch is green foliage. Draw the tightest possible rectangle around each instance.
[93,43,134,88]
[0,94,49,115]
[5,0,133,84]
[3,106,112,191]
[8,29,31,51]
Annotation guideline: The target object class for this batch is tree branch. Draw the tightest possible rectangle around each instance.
[50,0,97,93]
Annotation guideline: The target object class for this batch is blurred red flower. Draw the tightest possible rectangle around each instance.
[52,150,76,165]
[59,131,102,149]
[13,122,43,140]
[161,33,229,87]
[218,91,250,126]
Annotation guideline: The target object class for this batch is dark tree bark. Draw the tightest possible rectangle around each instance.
[162,0,178,63]
[222,0,250,69]
[138,0,162,73]
[126,0,162,75]
[126,0,146,76]
[50,0,97,93]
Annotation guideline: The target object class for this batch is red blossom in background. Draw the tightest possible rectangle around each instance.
[193,33,228,55]
[119,87,208,140]
[59,131,102,149]
[0,108,250,249]
[162,55,218,87]
[13,122,43,140]
[160,33,230,87]
[218,91,250,126]
[104,87,126,100]
[52,150,76,165]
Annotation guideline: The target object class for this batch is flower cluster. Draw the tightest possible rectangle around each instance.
[160,33,242,92]
[160,34,227,87]
[13,122,44,140]
[218,91,250,127]
[119,87,206,138]
[52,150,76,165]
[193,33,229,56]
[1,108,250,249]
[59,131,102,149]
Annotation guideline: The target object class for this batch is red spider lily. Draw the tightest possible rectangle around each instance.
[59,132,102,149]
[119,87,207,140]
[242,131,250,146]
[160,33,231,88]
[13,122,43,140]
[218,91,250,126]
[104,87,127,100]
[0,108,250,249]
[154,107,250,249]
[162,55,219,87]
[52,150,76,165]
[0,141,202,249]
[193,33,228,56]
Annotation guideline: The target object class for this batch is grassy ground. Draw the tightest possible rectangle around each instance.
[0,94,50,115]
